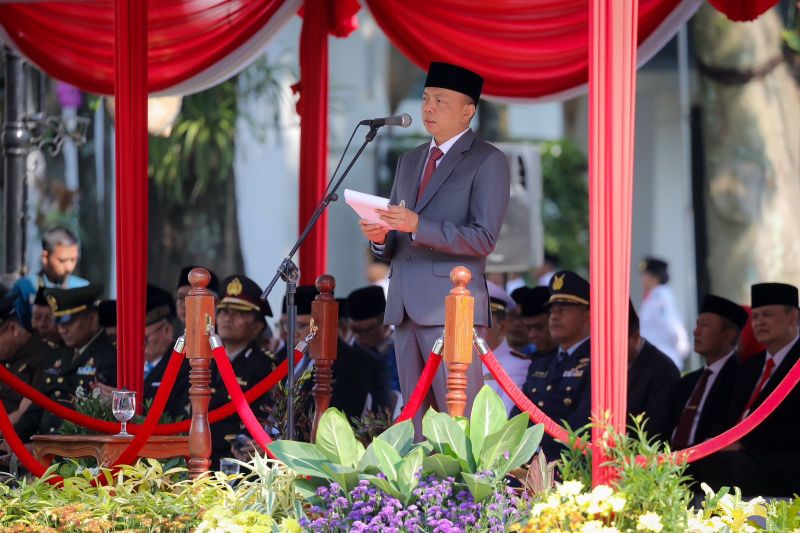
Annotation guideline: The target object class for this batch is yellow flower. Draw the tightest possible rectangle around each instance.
[279,518,302,533]
[636,511,663,532]
[581,520,619,533]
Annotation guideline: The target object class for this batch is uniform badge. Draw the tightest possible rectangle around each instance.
[16,363,27,373]
[227,278,243,297]
[563,368,584,378]
[533,370,548,378]
[552,274,565,290]
[47,294,58,312]
[77,364,97,376]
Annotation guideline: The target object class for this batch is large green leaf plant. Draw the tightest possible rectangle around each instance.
[268,385,543,505]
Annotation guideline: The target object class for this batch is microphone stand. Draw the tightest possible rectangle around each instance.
[261,123,380,440]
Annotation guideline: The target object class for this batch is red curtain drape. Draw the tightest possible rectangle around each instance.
[114,0,148,403]
[707,0,779,21]
[589,0,638,485]
[0,0,291,95]
[365,0,684,100]
[296,0,359,284]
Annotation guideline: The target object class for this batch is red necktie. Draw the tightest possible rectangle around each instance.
[671,368,712,449]
[740,357,776,421]
[416,146,444,203]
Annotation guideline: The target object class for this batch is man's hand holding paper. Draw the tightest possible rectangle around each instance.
[376,205,419,234]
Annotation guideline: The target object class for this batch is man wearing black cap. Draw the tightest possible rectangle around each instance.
[97,299,117,346]
[638,257,689,370]
[174,265,220,328]
[483,282,530,414]
[31,286,62,348]
[347,286,401,395]
[626,303,680,440]
[690,283,800,496]
[515,271,592,459]
[13,284,116,440]
[0,295,56,425]
[359,61,510,429]
[280,286,391,420]
[209,275,277,466]
[668,295,747,449]
[517,286,556,359]
[143,286,188,418]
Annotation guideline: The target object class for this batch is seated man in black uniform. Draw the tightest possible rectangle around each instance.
[669,295,746,450]
[143,285,189,419]
[280,286,392,421]
[0,295,57,426]
[627,303,680,440]
[689,283,800,496]
[14,284,116,440]
[514,271,591,460]
[347,286,401,397]
[209,275,277,467]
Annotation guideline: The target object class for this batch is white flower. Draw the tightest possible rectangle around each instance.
[608,494,626,513]
[557,480,584,497]
[581,520,619,533]
[592,484,614,500]
[636,512,663,532]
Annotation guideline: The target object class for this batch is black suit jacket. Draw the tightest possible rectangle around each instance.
[628,340,680,440]
[727,338,800,487]
[143,348,190,420]
[669,353,739,447]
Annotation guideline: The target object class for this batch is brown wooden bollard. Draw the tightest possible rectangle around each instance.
[185,268,215,477]
[310,274,338,442]
[444,267,474,418]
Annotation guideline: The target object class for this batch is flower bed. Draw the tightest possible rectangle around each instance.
[1,387,799,532]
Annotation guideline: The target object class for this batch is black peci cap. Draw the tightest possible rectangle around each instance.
[425,62,484,104]
[146,285,176,326]
[520,286,551,317]
[97,299,117,328]
[347,286,386,321]
[282,285,320,316]
[700,294,748,330]
[751,282,799,310]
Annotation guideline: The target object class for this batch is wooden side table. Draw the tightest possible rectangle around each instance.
[31,434,190,468]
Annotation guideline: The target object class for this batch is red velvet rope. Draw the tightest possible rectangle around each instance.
[210,345,275,458]
[480,349,571,443]
[673,355,800,463]
[0,393,57,483]
[395,352,442,423]
[0,350,303,436]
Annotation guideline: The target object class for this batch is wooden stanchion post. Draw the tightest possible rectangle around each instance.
[310,274,338,442]
[444,267,474,418]
[185,268,214,477]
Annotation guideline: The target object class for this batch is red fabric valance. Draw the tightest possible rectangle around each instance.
[707,0,779,21]
[364,0,695,101]
[0,0,293,95]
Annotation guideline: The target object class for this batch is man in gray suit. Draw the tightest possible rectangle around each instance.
[360,62,510,431]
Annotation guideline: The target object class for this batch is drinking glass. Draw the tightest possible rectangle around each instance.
[112,389,136,437]
[219,457,241,476]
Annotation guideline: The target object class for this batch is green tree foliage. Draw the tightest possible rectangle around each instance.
[540,139,589,272]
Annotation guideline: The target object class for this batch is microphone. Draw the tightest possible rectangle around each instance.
[359,113,412,128]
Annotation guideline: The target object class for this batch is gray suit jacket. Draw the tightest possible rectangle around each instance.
[374,129,510,327]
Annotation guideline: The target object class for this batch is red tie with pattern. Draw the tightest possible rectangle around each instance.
[739,357,776,421]
[671,368,712,449]
[416,146,444,203]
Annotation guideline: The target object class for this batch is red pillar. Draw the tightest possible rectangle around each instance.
[114,0,147,406]
[297,0,330,284]
[589,0,638,485]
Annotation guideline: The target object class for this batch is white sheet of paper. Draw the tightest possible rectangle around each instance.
[344,189,392,229]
